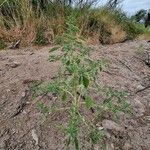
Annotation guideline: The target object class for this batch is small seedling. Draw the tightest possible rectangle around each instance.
[103,88,131,114]
[28,80,43,99]
[37,102,49,113]
[137,44,145,52]
[0,39,6,50]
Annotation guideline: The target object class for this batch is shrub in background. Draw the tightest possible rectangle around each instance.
[0,0,53,46]
[85,7,143,44]
[34,27,49,46]
[0,0,147,47]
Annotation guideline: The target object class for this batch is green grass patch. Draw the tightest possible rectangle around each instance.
[0,39,6,50]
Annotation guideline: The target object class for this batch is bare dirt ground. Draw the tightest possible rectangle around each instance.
[0,40,150,150]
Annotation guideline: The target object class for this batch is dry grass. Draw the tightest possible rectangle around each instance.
[0,2,144,47]
[109,25,126,44]
[0,0,54,46]
[138,34,150,40]
[86,34,100,45]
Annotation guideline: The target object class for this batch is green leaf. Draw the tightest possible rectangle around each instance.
[79,75,89,88]
[61,92,67,101]
[66,60,70,66]
[75,58,80,64]
[103,98,111,104]
[66,136,71,147]
[85,96,94,109]
[74,137,80,150]
[89,129,103,144]
[49,46,60,52]
[36,102,49,113]
[49,55,61,62]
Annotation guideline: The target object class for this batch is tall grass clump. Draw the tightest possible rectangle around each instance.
[0,0,147,47]
[0,0,84,46]
[0,0,54,46]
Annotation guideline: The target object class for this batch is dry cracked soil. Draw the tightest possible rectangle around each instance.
[0,40,150,150]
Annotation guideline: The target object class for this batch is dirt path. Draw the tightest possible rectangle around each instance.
[0,40,150,150]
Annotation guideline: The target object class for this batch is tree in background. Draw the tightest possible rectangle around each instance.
[133,9,147,22]
[145,10,150,27]
[107,0,123,8]
[132,9,150,28]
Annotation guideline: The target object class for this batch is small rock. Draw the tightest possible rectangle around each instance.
[144,116,150,122]
[6,89,11,92]
[12,129,16,135]
[123,142,132,150]
[21,92,26,98]
[0,140,6,149]
[2,95,6,99]
[30,52,35,55]
[136,85,145,91]
[98,126,104,131]
[22,110,27,114]
[31,129,38,146]
[105,131,111,139]
[93,144,100,150]
[133,99,145,117]
[7,62,21,68]
[102,120,123,131]
[106,142,114,150]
